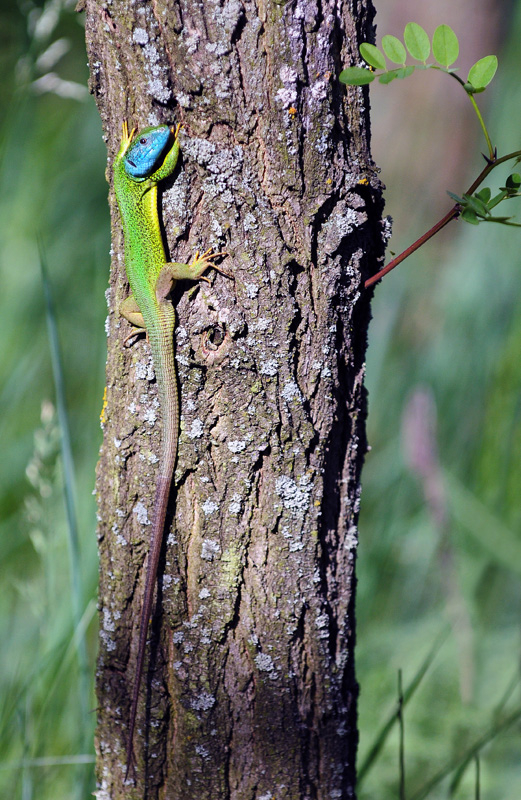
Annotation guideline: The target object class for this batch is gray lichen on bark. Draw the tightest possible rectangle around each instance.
[85,0,382,797]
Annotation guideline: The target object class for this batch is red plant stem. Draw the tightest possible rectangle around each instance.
[364,149,521,289]
[365,207,460,288]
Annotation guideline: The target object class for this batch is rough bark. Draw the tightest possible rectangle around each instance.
[85,0,382,797]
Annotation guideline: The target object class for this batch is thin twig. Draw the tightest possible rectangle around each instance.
[365,149,521,288]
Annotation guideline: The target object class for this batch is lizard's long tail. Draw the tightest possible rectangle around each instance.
[125,472,172,780]
[125,322,179,780]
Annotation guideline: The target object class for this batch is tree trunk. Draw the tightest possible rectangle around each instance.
[84,0,382,797]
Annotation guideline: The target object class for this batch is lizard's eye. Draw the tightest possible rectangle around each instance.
[140,138,147,144]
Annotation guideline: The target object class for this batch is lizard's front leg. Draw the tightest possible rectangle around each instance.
[155,249,230,302]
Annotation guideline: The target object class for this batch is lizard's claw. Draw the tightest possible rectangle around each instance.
[192,248,232,280]
[120,120,136,154]
[171,122,183,140]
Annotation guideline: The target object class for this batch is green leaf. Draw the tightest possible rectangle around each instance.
[488,190,508,209]
[488,215,520,225]
[432,24,459,67]
[460,208,479,224]
[378,66,415,83]
[378,70,398,85]
[395,66,415,79]
[447,190,465,205]
[360,43,386,70]
[475,187,491,204]
[463,193,489,216]
[339,67,375,86]
[468,55,498,89]
[382,35,407,65]
[505,173,521,190]
[404,22,430,61]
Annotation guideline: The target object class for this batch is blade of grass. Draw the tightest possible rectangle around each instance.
[410,705,521,800]
[449,671,520,798]
[0,600,96,763]
[38,240,92,797]
[398,669,406,800]
[357,628,449,785]
[39,240,87,689]
[446,471,521,575]
[475,755,480,800]
[0,755,95,771]
[493,670,520,716]
[34,600,97,731]
[22,692,32,800]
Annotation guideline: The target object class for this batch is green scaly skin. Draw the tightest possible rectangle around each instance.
[113,121,224,780]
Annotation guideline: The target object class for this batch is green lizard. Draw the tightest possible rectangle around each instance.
[113,120,226,778]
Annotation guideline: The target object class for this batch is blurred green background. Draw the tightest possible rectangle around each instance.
[358,1,521,798]
[0,0,519,798]
[0,1,107,797]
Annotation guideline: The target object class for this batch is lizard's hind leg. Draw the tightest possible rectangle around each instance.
[120,295,147,346]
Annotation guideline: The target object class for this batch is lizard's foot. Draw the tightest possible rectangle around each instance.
[120,120,136,153]
[120,295,148,345]
[190,248,232,280]
[161,249,231,286]
[123,327,148,347]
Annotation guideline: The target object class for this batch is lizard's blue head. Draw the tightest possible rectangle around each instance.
[124,125,172,179]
